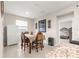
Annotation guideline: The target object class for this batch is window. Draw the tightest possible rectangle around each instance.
[16,20,28,32]
[16,20,28,26]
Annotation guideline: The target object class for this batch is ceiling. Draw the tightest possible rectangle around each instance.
[4,1,77,19]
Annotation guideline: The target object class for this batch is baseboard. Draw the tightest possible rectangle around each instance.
[8,43,18,46]
[70,41,79,45]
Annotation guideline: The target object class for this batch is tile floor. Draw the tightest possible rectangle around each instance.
[3,39,79,58]
[3,43,55,58]
[46,39,79,58]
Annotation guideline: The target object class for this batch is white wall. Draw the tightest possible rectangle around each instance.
[58,12,73,29]
[34,14,59,45]
[3,13,34,45]
[34,4,79,46]
[4,13,34,33]
[60,21,72,29]
[0,2,3,57]
[34,6,74,46]
[72,5,79,41]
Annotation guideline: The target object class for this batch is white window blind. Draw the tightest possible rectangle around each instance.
[16,20,28,32]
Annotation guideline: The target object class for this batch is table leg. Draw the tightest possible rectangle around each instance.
[29,43,31,54]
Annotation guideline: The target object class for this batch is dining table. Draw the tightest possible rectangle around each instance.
[25,34,35,42]
[24,34,35,53]
[24,34,45,53]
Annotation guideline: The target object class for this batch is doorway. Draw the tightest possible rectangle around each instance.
[58,12,73,44]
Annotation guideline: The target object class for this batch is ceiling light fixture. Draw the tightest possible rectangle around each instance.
[25,12,29,15]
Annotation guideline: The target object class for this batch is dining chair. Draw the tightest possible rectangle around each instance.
[21,32,24,49]
[21,32,31,53]
[24,31,29,34]
[32,32,44,52]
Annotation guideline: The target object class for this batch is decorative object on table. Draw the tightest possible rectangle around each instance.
[35,23,37,29]
[48,20,51,28]
[38,19,46,32]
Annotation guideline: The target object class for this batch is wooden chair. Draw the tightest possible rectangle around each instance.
[32,32,44,52]
[24,32,29,34]
[21,32,24,49]
[21,32,31,53]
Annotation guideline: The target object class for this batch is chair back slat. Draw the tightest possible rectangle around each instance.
[21,32,30,43]
[36,32,43,41]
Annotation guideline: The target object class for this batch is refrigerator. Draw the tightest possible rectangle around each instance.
[7,25,18,45]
